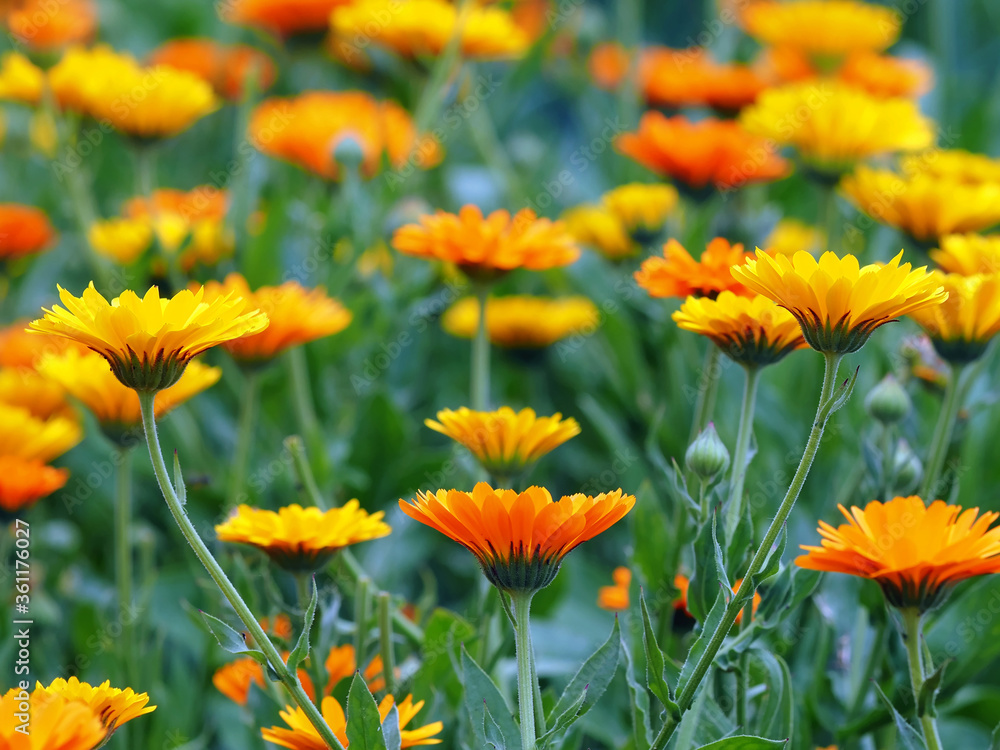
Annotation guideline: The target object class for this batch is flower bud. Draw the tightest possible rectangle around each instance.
[893,439,922,493]
[333,134,365,168]
[685,422,730,482]
[865,374,911,424]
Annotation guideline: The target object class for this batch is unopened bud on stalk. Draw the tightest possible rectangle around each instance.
[333,135,365,168]
[865,374,911,425]
[893,439,922,493]
[685,422,730,482]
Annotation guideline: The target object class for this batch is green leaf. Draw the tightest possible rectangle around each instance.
[917,659,950,718]
[382,705,401,750]
[483,702,509,750]
[991,720,1000,750]
[287,575,319,672]
[674,680,710,750]
[412,609,476,709]
[621,625,653,750]
[632,480,672,594]
[461,647,518,750]
[689,514,728,623]
[538,688,587,747]
[640,592,678,714]
[198,611,267,664]
[750,526,787,591]
[678,591,727,695]
[751,649,794,740]
[873,682,927,750]
[346,672,388,750]
[693,737,788,749]
[173,450,186,506]
[546,616,620,728]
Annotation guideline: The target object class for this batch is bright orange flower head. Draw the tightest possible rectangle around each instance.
[222,0,350,36]
[0,688,105,750]
[796,496,1000,611]
[4,0,96,51]
[149,38,276,101]
[837,52,933,99]
[0,203,56,261]
[0,320,88,370]
[198,274,351,363]
[213,652,315,707]
[635,238,755,300]
[393,205,580,279]
[616,112,790,193]
[597,566,631,611]
[642,47,767,112]
[323,644,390,694]
[400,482,635,592]
[588,42,631,89]
[0,456,69,513]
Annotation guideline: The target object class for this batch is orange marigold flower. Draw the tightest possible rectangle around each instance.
[796,496,1000,611]
[400,482,635,592]
[635,238,755,300]
[837,52,933,99]
[198,274,351,363]
[261,613,294,640]
[5,0,96,51]
[213,652,315,706]
[392,205,580,279]
[642,47,766,112]
[616,112,790,193]
[36,676,156,734]
[673,573,691,612]
[0,688,105,750]
[250,90,441,180]
[0,203,56,260]
[588,42,631,89]
[0,320,87,370]
[0,455,69,513]
[0,367,73,421]
[221,0,350,36]
[0,402,81,464]
[597,566,631,611]
[149,38,276,101]
[323,644,390,694]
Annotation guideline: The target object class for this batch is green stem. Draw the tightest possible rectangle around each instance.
[286,435,326,509]
[653,353,844,748]
[880,425,896,501]
[377,592,397,696]
[822,186,840,254]
[901,608,943,750]
[133,145,156,200]
[412,0,470,135]
[115,448,135,679]
[230,59,262,259]
[288,347,329,483]
[511,591,538,750]
[471,282,491,411]
[228,371,260,508]
[920,362,964,499]
[724,366,760,540]
[689,345,721,445]
[137,391,344,749]
[354,576,372,667]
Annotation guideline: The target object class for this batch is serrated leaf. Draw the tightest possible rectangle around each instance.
[751,649,794,739]
[173,450,186,506]
[917,659,950,718]
[693,737,788,749]
[751,526,787,591]
[484,702,509,750]
[346,672,388,750]
[873,682,927,750]
[538,688,587,746]
[198,611,267,662]
[288,575,319,672]
[546,616,620,729]
[461,647,518,749]
[640,592,677,714]
[678,591,727,695]
[382,705,401,750]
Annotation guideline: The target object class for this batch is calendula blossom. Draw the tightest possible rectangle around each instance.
[0,689,105,750]
[149,38,276,101]
[0,52,44,105]
[213,651,316,706]
[764,219,824,257]
[635,238,754,300]
[0,402,81,463]
[88,218,154,265]
[0,456,70,513]
[562,205,636,259]
[932,234,1000,276]
[901,149,1000,185]
[222,0,351,37]
[837,52,932,99]
[601,183,678,239]
[5,0,96,51]
[731,250,947,353]
[323,645,389,694]
[36,677,157,733]
[0,203,56,260]
[442,295,599,348]
[0,367,73,420]
[597,566,632,611]
[906,272,1000,363]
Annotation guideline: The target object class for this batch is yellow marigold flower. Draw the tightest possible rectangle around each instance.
[39,350,221,432]
[29,283,268,391]
[764,218,824,256]
[0,367,73,420]
[740,82,934,176]
[88,218,154,265]
[837,52,932,99]
[5,0,96,51]
[743,0,900,61]
[0,403,81,462]
[393,205,579,279]
[215,502,391,572]
[249,90,442,180]
[0,688,105,750]
[263,693,443,749]
[906,272,1000,364]
[400,482,635,592]
[732,249,947,354]
[597,566,631,611]
[425,406,580,477]
[901,149,1000,185]
[0,52,44,105]
[561,205,635,260]
[932,234,1000,276]
[0,203,56,261]
[840,166,1000,242]
[0,455,69,513]
[635,238,754,300]
[198,274,351,363]
[331,0,529,60]
[601,183,678,238]
[323,644,389,694]
[222,0,351,37]
[36,676,156,734]
[796,496,1000,611]
[441,295,599,348]
[673,291,807,367]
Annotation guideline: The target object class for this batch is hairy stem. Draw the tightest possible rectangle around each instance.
[689,345,721,445]
[724,365,760,540]
[227,370,259,508]
[471,282,491,411]
[901,607,943,750]
[920,362,964,499]
[511,591,538,750]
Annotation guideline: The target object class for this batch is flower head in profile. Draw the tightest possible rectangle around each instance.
[930,234,1000,277]
[0,204,56,261]
[0,688,105,749]
[796,496,1000,611]
[636,238,754,300]
[837,52,932,99]
[215,502,391,572]
[393,205,579,279]
[764,219,824,257]
[840,167,1000,243]
[0,52,45,105]
[617,113,790,194]
[602,183,678,239]
[906,272,1000,364]
[29,283,268,391]
[0,320,87,370]
[199,274,351,364]
[4,0,96,51]
[740,82,934,176]
[731,250,947,353]
[597,566,631,611]
[562,205,636,259]
[250,91,441,180]
[0,403,81,463]
[262,693,442,749]
[901,149,1000,185]
[673,291,807,367]
[149,38,276,101]
[642,47,767,112]
[36,677,156,734]
[0,457,69,514]
[222,0,350,37]
[400,483,635,592]
[442,295,598,349]
[426,407,580,478]
[0,367,73,420]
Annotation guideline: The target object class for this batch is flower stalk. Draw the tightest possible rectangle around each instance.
[689,344,721,444]
[471,281,491,411]
[377,592,397,696]
[511,591,539,750]
[920,362,964,499]
[227,370,259,508]
[137,391,344,749]
[115,447,135,685]
[724,365,760,540]
[901,607,943,750]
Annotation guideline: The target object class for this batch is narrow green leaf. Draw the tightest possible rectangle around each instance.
[677,591,727,694]
[711,514,732,594]
[198,610,265,661]
[873,682,927,750]
[546,616,620,727]
[917,659,950,718]
[173,450,186,506]
[538,688,587,746]
[674,680,710,750]
[751,650,794,740]
[346,672,388,750]
[693,737,788,749]
[288,575,319,671]
[461,647,518,749]
[640,592,677,713]
[382,705,401,750]
[990,721,1000,750]
[621,625,652,750]
[483,702,508,750]
[751,526,787,591]
[689,515,728,623]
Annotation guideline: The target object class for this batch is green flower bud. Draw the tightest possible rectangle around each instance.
[685,422,730,482]
[865,374,911,424]
[892,439,922,493]
[333,135,365,168]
